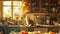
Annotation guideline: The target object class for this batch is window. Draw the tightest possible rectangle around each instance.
[3,1,12,20]
[13,1,22,20]
[31,0,39,11]
[3,1,22,20]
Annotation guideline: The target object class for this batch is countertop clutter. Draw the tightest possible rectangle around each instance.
[8,30,58,34]
[0,21,60,34]
[0,21,60,28]
[0,13,60,34]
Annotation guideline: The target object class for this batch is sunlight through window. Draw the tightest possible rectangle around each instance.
[3,1,22,20]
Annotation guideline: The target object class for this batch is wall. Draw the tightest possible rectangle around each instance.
[0,1,2,20]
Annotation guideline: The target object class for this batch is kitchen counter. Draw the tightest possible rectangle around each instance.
[0,25,60,28]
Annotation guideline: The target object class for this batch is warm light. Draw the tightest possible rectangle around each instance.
[22,2,26,6]
[13,1,22,20]
[3,1,11,5]
[3,1,12,20]
[26,16,29,25]
[44,33,48,34]
[3,1,28,20]
[3,6,11,18]
[13,1,22,6]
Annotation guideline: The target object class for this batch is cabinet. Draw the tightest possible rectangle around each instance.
[49,0,58,13]
[31,0,39,12]
[24,13,60,34]
[42,0,49,13]
[24,0,59,13]
[0,26,60,34]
